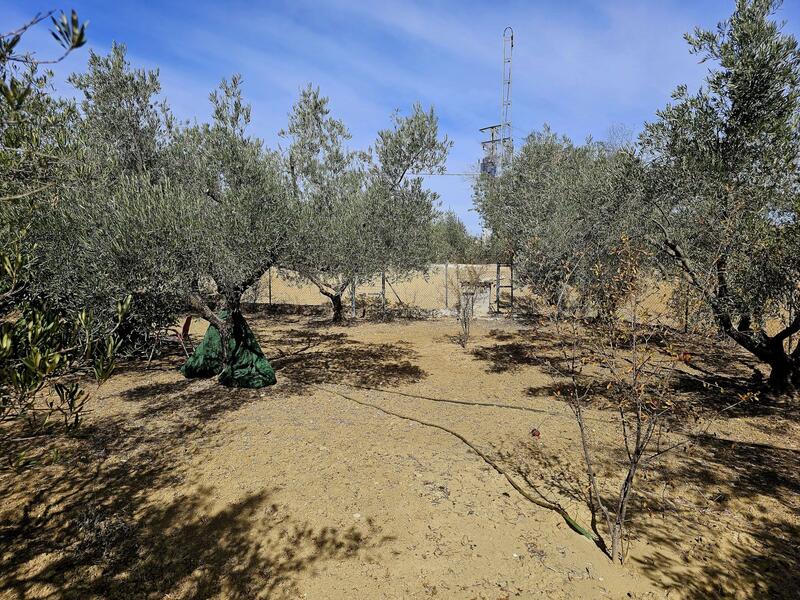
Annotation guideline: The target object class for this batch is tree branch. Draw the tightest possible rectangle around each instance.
[773,311,800,344]
[187,291,226,332]
[0,183,54,203]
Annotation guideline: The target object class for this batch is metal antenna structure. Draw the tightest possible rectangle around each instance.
[478,28,516,311]
[480,27,514,177]
[501,26,514,161]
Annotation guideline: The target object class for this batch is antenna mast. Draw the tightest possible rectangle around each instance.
[480,27,514,176]
[501,26,514,162]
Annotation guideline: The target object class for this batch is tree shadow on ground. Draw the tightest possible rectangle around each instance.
[121,378,196,402]
[473,322,795,424]
[628,433,800,599]
[112,347,187,377]
[471,325,591,375]
[118,377,296,426]
[486,328,517,342]
[0,372,390,598]
[117,319,427,406]
[0,314,422,596]
[498,424,800,600]
[523,366,796,425]
[636,513,799,600]
[470,341,551,374]
[259,328,427,390]
[668,367,799,421]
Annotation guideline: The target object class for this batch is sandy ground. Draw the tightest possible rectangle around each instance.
[1,311,798,599]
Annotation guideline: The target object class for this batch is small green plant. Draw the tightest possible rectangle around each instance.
[0,230,130,437]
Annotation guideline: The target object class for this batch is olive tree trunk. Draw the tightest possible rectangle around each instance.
[187,273,264,371]
[763,341,800,392]
[308,276,350,323]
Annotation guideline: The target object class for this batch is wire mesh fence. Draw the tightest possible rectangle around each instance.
[243,263,518,317]
[242,263,759,336]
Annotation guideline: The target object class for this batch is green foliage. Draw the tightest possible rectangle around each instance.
[0,10,130,447]
[475,1,800,389]
[281,85,451,318]
[0,213,129,439]
[0,208,130,437]
[475,127,646,310]
[25,45,291,352]
[49,10,87,52]
[0,10,85,114]
[68,43,168,179]
[431,210,480,263]
[642,0,800,388]
[166,75,293,304]
[35,175,201,338]
[0,304,125,436]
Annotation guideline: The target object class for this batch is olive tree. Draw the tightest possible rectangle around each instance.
[474,128,645,311]
[68,43,168,180]
[431,210,480,263]
[31,44,292,376]
[28,44,178,339]
[1,10,129,444]
[641,0,800,391]
[281,86,450,321]
[166,75,294,352]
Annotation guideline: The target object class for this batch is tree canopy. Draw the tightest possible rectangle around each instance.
[281,85,450,320]
[476,0,800,390]
[474,128,645,309]
[642,0,800,389]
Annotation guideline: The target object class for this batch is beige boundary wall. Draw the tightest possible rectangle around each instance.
[245,264,516,313]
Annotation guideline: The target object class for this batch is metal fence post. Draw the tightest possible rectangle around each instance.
[268,266,272,305]
[456,263,461,304]
[351,277,357,318]
[496,263,501,310]
[444,262,449,309]
[509,261,514,316]
[381,270,386,310]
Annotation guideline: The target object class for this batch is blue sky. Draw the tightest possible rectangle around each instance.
[5,0,800,232]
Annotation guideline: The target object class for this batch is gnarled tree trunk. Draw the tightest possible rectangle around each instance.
[308,275,350,323]
[723,322,799,394]
[186,270,268,373]
[764,342,800,392]
[329,293,344,323]
[658,234,800,395]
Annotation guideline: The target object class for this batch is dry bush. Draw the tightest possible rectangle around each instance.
[456,290,475,347]
[550,239,752,563]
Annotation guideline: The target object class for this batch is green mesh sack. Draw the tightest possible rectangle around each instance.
[181,310,276,388]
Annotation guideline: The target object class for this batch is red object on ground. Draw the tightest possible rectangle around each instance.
[530,428,540,438]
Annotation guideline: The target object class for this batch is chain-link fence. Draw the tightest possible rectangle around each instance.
[244,263,519,317]
[243,263,736,334]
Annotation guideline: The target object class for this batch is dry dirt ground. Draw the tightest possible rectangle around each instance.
[1,310,798,599]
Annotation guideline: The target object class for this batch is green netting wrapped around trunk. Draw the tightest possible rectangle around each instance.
[181,310,276,388]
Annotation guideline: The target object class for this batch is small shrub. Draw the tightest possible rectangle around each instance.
[456,290,475,347]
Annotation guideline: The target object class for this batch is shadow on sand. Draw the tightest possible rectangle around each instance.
[0,347,393,598]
